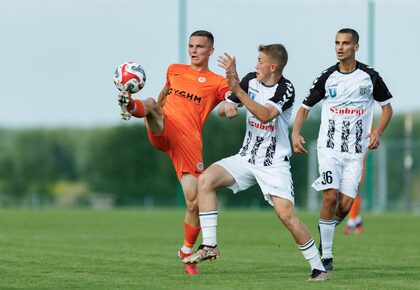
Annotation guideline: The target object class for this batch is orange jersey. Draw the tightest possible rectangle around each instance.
[148,64,230,180]
[163,64,229,139]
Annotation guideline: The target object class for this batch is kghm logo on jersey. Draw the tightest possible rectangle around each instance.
[168,87,202,104]
[359,86,368,96]
[328,86,337,98]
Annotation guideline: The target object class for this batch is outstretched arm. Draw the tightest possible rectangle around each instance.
[217,53,279,123]
[291,107,310,154]
[367,103,393,150]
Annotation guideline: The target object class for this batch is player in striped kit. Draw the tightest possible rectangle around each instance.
[183,44,329,281]
[292,28,393,271]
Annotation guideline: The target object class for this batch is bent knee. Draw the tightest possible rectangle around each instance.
[278,211,300,229]
[198,172,217,192]
[339,196,354,213]
[274,200,297,225]
[323,192,338,206]
[185,198,198,213]
[143,98,158,110]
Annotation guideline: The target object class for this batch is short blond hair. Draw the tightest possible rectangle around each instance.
[258,44,288,73]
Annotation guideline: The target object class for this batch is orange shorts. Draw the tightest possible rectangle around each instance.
[147,115,204,180]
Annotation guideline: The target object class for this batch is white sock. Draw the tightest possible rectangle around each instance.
[199,211,218,247]
[354,215,362,225]
[347,217,356,227]
[298,238,325,271]
[319,219,335,259]
[334,215,344,226]
[181,246,192,254]
[347,216,362,227]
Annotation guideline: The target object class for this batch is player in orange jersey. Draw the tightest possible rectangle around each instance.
[118,30,231,275]
[343,195,363,234]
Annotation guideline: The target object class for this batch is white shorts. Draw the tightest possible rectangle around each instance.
[215,154,294,206]
[312,148,364,198]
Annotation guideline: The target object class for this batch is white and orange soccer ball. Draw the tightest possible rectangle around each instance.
[113,61,146,94]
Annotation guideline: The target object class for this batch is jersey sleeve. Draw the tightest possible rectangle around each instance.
[225,92,240,104]
[165,64,173,89]
[216,76,231,102]
[239,72,254,93]
[372,72,393,105]
[266,80,295,113]
[302,66,335,109]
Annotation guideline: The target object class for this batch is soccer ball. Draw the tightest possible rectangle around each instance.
[114,61,146,94]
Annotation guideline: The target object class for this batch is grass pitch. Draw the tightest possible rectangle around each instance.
[0,208,419,289]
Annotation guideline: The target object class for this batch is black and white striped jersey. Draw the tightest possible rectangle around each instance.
[302,62,392,155]
[227,72,294,166]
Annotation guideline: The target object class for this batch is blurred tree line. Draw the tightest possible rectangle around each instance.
[0,112,418,208]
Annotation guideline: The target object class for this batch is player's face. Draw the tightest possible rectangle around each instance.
[335,33,359,62]
[188,36,214,68]
[255,52,274,83]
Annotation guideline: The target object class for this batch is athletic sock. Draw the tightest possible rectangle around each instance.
[199,211,218,247]
[349,195,361,219]
[183,222,200,250]
[298,238,325,271]
[128,99,145,118]
[334,215,344,226]
[318,219,336,259]
[181,245,193,254]
[347,217,356,227]
[354,215,362,226]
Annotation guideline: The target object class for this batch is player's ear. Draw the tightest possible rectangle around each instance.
[354,43,359,53]
[270,63,276,72]
[209,47,215,56]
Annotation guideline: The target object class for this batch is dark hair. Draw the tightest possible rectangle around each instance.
[258,44,288,73]
[190,30,214,47]
[338,28,359,44]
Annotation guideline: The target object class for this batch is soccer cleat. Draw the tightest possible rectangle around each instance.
[322,258,334,271]
[354,222,363,234]
[118,91,132,120]
[343,225,355,234]
[307,269,329,282]
[178,249,199,275]
[182,244,220,264]
[343,222,363,234]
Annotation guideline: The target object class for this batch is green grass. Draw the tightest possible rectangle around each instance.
[0,208,419,289]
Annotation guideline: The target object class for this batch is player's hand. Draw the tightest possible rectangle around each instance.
[218,53,240,82]
[223,102,238,119]
[218,53,242,95]
[292,133,308,154]
[218,53,237,76]
[366,130,381,150]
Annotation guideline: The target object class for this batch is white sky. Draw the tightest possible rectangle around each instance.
[1,0,419,127]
